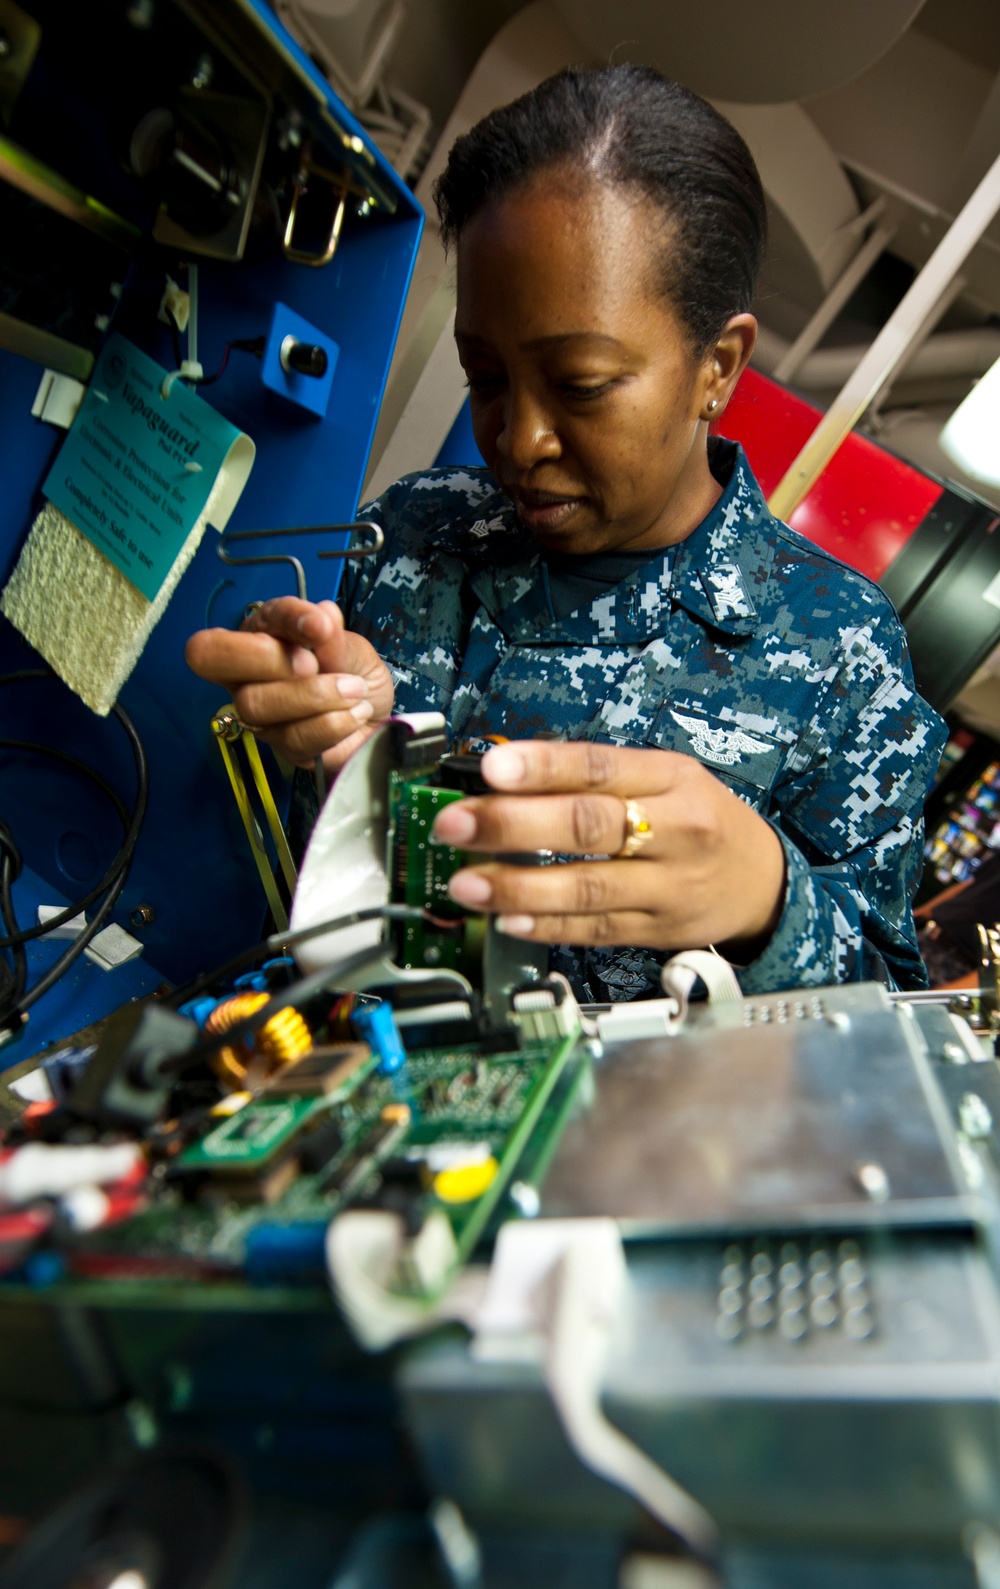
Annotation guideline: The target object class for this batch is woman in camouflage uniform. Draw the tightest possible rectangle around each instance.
[187,67,945,999]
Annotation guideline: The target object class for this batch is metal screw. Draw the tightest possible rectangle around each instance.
[211,708,244,741]
[129,904,155,928]
[943,1040,969,1064]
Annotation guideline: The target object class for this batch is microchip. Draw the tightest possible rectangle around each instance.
[296,1115,346,1174]
[262,1042,372,1097]
[176,1098,321,1176]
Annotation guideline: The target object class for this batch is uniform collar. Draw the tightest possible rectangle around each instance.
[461,441,775,643]
[668,439,775,638]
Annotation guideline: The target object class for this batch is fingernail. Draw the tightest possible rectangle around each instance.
[290,647,320,678]
[337,675,368,701]
[448,870,492,907]
[350,700,374,723]
[497,914,535,937]
[484,745,526,786]
[431,806,476,846]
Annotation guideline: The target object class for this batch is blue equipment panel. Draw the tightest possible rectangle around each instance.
[0,0,422,1053]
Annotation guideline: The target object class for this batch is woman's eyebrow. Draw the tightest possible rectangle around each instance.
[455,330,628,352]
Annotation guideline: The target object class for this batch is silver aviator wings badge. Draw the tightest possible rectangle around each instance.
[669,710,772,768]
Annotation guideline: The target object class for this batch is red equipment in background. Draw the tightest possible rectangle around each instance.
[714,367,943,583]
[717,367,1000,717]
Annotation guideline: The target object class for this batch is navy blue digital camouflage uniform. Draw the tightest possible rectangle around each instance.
[339,438,946,1000]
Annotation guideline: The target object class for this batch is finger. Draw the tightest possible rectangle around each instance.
[432,790,644,858]
[495,910,665,948]
[480,739,689,799]
[254,707,374,764]
[185,627,319,687]
[446,858,665,920]
[243,599,357,682]
[320,724,376,776]
[234,673,372,727]
[242,597,337,649]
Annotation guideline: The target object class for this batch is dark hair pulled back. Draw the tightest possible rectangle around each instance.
[434,65,766,355]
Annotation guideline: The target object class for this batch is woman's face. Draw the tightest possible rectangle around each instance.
[455,172,752,557]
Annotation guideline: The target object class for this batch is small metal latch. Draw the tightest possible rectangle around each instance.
[282,166,347,267]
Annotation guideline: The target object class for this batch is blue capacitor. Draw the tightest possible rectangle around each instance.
[261,956,296,984]
[233,971,270,992]
[351,1001,407,1075]
[176,996,221,1028]
[244,1221,329,1284]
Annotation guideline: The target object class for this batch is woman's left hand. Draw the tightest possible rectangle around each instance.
[431,740,787,961]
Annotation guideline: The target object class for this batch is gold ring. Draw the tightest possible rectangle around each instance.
[616,798,654,858]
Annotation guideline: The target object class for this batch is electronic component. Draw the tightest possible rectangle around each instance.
[295,1115,346,1174]
[69,1001,198,1127]
[175,1097,321,1177]
[433,1156,499,1206]
[289,718,545,1020]
[510,976,583,1043]
[262,1042,372,1096]
[394,781,470,973]
[352,1002,407,1076]
[323,1105,412,1200]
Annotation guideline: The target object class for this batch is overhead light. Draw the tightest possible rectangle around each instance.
[940,355,1000,489]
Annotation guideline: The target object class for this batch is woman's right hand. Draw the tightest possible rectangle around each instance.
[185,597,395,774]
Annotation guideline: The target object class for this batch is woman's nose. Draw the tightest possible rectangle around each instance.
[495,389,561,470]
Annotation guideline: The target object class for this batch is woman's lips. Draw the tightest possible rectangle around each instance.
[510,489,585,532]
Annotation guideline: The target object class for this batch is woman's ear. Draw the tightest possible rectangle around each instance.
[701,313,757,420]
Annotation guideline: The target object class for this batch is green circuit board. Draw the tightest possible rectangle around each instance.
[0,747,584,1311]
[389,775,485,978]
[56,1029,586,1302]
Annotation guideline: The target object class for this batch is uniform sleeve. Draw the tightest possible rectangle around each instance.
[340,471,492,715]
[738,606,947,994]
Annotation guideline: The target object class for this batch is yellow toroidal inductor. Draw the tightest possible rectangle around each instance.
[204,993,312,1083]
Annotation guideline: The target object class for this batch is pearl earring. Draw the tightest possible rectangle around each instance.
[707,398,719,413]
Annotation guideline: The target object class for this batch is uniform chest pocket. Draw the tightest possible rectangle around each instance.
[645,702,786,809]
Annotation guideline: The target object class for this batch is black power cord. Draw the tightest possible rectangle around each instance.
[0,671,148,1025]
[0,742,129,949]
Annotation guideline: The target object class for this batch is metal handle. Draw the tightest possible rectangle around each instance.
[217,522,384,602]
[282,174,347,267]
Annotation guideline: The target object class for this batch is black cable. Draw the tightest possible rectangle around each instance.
[171,936,413,1080]
[0,741,129,949]
[0,820,26,1010]
[165,902,429,1010]
[166,332,265,390]
[192,339,266,386]
[193,343,230,387]
[0,672,148,1022]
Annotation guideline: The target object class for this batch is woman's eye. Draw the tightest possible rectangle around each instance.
[558,381,613,400]
[465,373,504,395]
